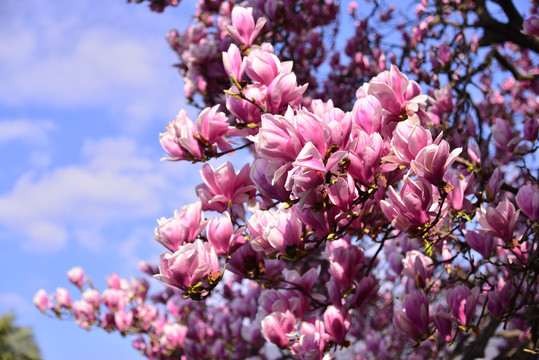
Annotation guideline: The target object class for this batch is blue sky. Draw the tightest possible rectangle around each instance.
[0,0,201,358]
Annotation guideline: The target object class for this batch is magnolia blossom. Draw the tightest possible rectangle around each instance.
[205,212,245,255]
[393,290,430,340]
[402,250,433,289]
[324,305,350,345]
[33,289,49,313]
[380,177,434,231]
[225,7,267,48]
[261,310,296,348]
[477,200,520,244]
[248,207,303,257]
[196,162,255,215]
[384,120,438,167]
[159,110,203,161]
[155,202,205,252]
[446,286,480,327]
[360,65,432,126]
[516,184,539,222]
[155,241,220,292]
[410,140,462,185]
[67,267,85,288]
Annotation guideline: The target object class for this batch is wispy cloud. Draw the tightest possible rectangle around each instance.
[0,293,34,314]
[0,0,186,131]
[0,137,200,253]
[0,119,56,145]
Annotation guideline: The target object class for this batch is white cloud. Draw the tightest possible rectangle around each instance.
[0,137,200,253]
[0,293,34,314]
[0,119,56,145]
[0,0,185,132]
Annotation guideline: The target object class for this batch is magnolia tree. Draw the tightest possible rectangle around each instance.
[35,0,539,359]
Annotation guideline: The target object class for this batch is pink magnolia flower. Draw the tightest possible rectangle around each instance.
[227,242,265,278]
[444,171,474,211]
[195,105,230,150]
[491,118,519,153]
[327,174,357,210]
[352,95,383,135]
[465,230,495,259]
[361,65,431,126]
[351,276,379,308]
[310,99,334,118]
[380,177,434,231]
[384,120,437,167]
[246,48,292,86]
[286,142,347,207]
[155,241,220,292]
[226,84,265,124]
[327,241,364,291]
[250,159,292,202]
[253,111,304,163]
[33,289,49,313]
[467,138,481,164]
[155,202,205,252]
[261,310,297,348]
[523,118,539,142]
[54,288,71,309]
[438,43,451,64]
[477,200,520,244]
[105,273,121,290]
[322,108,353,149]
[487,277,516,317]
[67,267,85,288]
[485,167,504,202]
[294,108,333,155]
[205,212,245,255]
[159,110,203,161]
[446,285,480,327]
[516,184,539,222]
[225,7,267,48]
[522,15,539,36]
[393,290,430,340]
[222,44,246,81]
[410,140,462,185]
[82,289,100,309]
[324,305,350,345]
[291,319,327,359]
[347,130,384,185]
[265,72,308,114]
[114,309,134,333]
[433,304,453,342]
[402,250,433,289]
[72,300,96,329]
[248,207,303,257]
[101,289,129,311]
[161,323,188,348]
[196,162,255,215]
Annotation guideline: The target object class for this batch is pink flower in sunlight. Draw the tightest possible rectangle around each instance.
[155,241,220,292]
[67,267,85,288]
[33,289,48,313]
[261,310,296,348]
[155,202,206,252]
[380,177,434,231]
[411,140,462,185]
[225,7,267,48]
[196,162,255,216]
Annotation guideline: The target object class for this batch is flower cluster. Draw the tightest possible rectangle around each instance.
[38,0,539,359]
